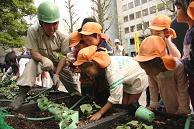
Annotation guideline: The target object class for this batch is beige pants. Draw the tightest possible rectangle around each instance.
[16,59,80,94]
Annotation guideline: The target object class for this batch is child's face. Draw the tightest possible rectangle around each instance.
[79,62,99,77]
[139,62,161,76]
[82,35,99,46]
[175,4,188,23]
[75,43,86,51]
[150,29,165,39]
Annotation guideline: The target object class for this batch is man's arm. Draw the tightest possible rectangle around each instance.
[55,54,67,75]
[30,49,45,62]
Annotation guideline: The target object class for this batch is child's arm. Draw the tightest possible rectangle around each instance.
[175,61,191,115]
[148,75,160,110]
[87,101,113,121]
[165,35,181,58]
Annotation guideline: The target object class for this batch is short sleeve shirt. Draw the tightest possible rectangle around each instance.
[25,24,70,63]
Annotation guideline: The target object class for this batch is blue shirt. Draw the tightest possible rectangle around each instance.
[97,39,113,56]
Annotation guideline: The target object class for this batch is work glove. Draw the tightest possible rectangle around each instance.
[52,74,60,90]
[1,75,6,81]
[41,58,54,71]
[10,76,18,81]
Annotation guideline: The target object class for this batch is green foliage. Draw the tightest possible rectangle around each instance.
[0,0,37,49]
[0,83,19,100]
[37,94,78,129]
[70,92,80,96]
[116,120,153,129]
[56,52,69,61]
[80,101,101,115]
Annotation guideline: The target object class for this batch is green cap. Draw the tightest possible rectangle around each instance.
[37,1,60,23]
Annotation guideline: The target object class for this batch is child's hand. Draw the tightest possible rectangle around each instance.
[164,34,173,43]
[146,106,156,111]
[87,112,102,121]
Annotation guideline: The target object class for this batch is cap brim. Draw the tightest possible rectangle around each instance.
[79,31,93,35]
[133,55,157,62]
[73,60,85,66]
[148,26,165,30]
[69,43,78,47]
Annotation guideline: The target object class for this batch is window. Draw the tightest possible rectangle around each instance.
[134,0,140,7]
[141,0,147,4]
[124,16,129,22]
[136,11,141,19]
[122,4,127,11]
[158,3,165,12]
[128,2,134,9]
[130,25,135,32]
[137,23,142,31]
[143,22,149,29]
[125,27,129,34]
[150,6,156,14]
[129,13,135,20]
[142,9,148,16]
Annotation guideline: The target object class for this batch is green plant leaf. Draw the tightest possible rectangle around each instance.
[127,120,138,126]
[80,104,92,115]
[142,124,153,129]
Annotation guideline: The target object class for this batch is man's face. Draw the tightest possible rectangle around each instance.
[22,47,26,52]
[42,21,59,36]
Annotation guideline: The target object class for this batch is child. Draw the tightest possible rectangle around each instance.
[174,0,194,108]
[148,14,181,58]
[79,22,114,56]
[134,36,191,115]
[2,52,31,81]
[73,46,148,121]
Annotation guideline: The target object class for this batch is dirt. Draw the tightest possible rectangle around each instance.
[1,89,190,129]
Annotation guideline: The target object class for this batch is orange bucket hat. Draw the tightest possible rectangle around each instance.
[133,36,176,71]
[187,1,194,20]
[73,45,110,68]
[79,22,102,35]
[148,14,177,38]
[70,31,83,47]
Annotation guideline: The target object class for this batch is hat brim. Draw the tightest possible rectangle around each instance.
[73,60,85,66]
[133,55,157,62]
[99,33,109,41]
[148,26,165,30]
[70,42,79,47]
[162,55,176,71]
[188,1,194,20]
[79,31,93,35]
[168,28,177,39]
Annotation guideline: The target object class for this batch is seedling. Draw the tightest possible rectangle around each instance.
[70,92,80,96]
[0,83,19,100]
[56,52,69,61]
[80,101,101,115]
[116,120,153,129]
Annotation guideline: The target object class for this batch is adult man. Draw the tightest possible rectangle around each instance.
[9,1,79,111]
[114,39,123,56]
[21,46,30,55]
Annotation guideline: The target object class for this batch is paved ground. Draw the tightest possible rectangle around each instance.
[58,79,147,107]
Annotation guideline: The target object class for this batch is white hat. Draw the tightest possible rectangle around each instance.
[114,39,120,43]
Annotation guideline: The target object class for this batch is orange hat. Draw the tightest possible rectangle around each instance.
[70,31,83,47]
[79,22,102,35]
[133,36,176,71]
[99,33,109,40]
[73,45,110,68]
[148,14,177,38]
[187,1,194,20]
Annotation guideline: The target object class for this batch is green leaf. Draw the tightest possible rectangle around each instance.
[127,120,138,126]
[142,124,153,129]
[80,104,92,114]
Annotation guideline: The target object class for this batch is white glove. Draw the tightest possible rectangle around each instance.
[41,58,54,71]
[1,75,6,81]
[52,74,60,90]
[10,76,17,81]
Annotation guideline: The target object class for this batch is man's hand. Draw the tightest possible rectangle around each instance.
[52,74,60,90]
[41,58,54,71]
[10,76,17,81]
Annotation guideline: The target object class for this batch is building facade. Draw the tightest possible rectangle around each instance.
[117,0,174,56]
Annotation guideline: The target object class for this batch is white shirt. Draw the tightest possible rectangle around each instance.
[106,56,148,104]
[114,45,123,56]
